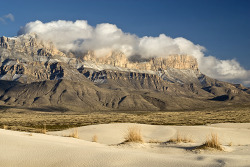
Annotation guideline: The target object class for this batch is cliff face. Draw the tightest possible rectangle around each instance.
[79,68,168,91]
[83,51,199,71]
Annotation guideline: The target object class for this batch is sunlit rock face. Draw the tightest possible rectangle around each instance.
[83,50,199,71]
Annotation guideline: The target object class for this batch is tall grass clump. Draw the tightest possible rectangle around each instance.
[198,133,223,151]
[124,126,143,143]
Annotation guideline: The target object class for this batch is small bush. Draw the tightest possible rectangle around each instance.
[124,126,143,143]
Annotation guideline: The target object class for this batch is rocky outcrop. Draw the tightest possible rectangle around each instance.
[0,36,10,49]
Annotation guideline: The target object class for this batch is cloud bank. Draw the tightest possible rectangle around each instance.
[18,20,250,86]
[0,13,14,24]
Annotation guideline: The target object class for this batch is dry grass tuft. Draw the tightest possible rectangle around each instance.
[64,128,79,138]
[228,142,233,146]
[41,124,46,134]
[71,128,79,138]
[92,135,98,142]
[168,132,194,143]
[124,126,143,143]
[198,133,223,151]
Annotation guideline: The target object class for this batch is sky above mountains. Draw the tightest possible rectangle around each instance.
[0,0,250,86]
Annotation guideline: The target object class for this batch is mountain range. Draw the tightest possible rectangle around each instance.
[0,34,249,111]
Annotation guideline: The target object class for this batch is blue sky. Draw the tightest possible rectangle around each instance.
[0,0,250,72]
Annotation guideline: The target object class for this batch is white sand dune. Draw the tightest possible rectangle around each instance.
[1,123,250,167]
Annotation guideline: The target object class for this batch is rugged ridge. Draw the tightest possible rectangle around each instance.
[0,34,199,83]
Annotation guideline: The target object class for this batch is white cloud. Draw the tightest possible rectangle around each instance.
[0,13,14,24]
[138,34,180,57]
[18,20,250,86]
[199,56,250,84]
[18,20,93,51]
[4,13,14,21]
[82,23,138,57]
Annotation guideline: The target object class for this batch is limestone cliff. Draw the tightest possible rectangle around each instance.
[82,51,199,71]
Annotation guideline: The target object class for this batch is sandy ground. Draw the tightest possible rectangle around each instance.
[1,123,250,167]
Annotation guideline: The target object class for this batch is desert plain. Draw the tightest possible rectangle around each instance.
[1,106,250,167]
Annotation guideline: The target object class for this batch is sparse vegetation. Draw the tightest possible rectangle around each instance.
[168,132,194,143]
[124,126,143,143]
[197,133,223,151]
[0,105,250,132]
[92,135,98,142]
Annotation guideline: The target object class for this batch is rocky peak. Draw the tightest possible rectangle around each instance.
[0,33,66,61]
[0,34,73,83]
